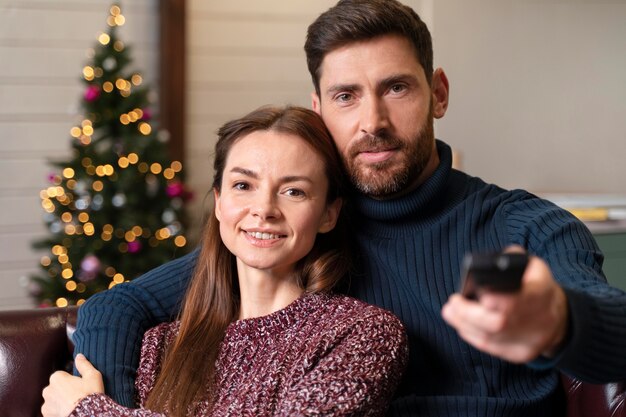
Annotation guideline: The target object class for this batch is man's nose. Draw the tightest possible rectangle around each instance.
[360,97,390,135]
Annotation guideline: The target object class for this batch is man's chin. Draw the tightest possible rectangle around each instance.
[351,169,406,199]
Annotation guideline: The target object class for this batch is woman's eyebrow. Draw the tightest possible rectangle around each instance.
[229,168,313,184]
[229,167,257,178]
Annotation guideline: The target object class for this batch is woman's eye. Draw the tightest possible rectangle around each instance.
[233,182,249,191]
[285,188,305,198]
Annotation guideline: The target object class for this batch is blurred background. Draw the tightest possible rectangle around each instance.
[0,0,624,309]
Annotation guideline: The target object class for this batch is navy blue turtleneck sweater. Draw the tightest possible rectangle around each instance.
[74,140,626,416]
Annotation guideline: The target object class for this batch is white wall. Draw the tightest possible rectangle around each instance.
[432,1,626,194]
[0,0,158,309]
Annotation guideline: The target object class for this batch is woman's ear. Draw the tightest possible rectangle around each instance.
[318,198,342,234]
[213,188,221,222]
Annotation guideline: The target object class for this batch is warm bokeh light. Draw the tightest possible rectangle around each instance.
[150,163,162,174]
[83,66,95,81]
[171,161,183,172]
[62,168,75,179]
[98,33,110,45]
[139,122,152,135]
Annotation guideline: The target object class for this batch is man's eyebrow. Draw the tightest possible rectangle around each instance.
[325,74,420,96]
[325,83,360,96]
[378,73,420,88]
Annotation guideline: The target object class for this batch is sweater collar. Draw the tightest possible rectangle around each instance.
[350,140,452,223]
[226,292,329,338]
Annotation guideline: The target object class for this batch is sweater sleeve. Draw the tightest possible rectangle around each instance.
[504,197,626,382]
[72,249,198,407]
[276,310,409,417]
[70,394,166,417]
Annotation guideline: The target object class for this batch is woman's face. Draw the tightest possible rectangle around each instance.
[215,130,341,276]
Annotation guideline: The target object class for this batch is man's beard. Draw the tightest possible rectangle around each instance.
[343,106,435,199]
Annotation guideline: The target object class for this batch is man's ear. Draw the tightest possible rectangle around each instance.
[311,92,321,115]
[213,188,221,222]
[431,68,450,119]
[318,198,342,234]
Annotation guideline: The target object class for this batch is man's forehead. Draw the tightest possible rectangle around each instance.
[317,35,426,92]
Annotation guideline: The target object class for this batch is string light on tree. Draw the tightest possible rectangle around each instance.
[31,3,191,307]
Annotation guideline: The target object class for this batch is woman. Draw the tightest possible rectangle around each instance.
[42,106,408,417]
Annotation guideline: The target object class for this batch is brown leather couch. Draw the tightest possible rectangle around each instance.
[0,307,77,417]
[0,307,624,417]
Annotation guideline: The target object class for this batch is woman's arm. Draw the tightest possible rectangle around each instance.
[42,355,164,417]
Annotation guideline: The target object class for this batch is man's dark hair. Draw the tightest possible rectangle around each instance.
[305,0,433,96]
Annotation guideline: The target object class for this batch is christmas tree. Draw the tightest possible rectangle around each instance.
[31,4,191,307]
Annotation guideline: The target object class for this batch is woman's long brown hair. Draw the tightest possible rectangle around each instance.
[144,106,350,416]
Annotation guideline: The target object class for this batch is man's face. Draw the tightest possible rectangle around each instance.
[312,34,445,199]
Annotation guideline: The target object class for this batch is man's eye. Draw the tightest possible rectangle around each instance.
[390,84,406,93]
[335,93,352,102]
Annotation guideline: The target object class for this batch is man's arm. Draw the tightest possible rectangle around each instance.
[443,198,626,383]
[72,248,199,407]
[441,253,568,362]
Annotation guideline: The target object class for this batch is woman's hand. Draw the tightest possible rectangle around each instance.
[41,353,105,417]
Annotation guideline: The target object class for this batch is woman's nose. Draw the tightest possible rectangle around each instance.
[250,194,281,220]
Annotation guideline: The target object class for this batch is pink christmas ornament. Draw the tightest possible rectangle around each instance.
[78,254,101,282]
[166,182,184,198]
[84,85,101,102]
[128,240,142,253]
[166,181,194,201]
[141,108,152,120]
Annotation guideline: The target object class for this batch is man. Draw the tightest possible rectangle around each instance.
[74,0,626,415]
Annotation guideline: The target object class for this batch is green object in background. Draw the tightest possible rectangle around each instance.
[594,232,626,291]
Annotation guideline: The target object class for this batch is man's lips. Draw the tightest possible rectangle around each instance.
[356,149,397,164]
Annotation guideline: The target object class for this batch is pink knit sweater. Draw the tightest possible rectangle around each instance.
[70,292,408,416]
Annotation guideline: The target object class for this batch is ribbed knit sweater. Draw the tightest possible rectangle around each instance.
[70,293,408,416]
[74,140,626,416]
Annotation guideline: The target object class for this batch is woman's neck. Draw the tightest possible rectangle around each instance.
[236,264,303,320]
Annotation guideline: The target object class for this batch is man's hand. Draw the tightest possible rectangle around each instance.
[442,250,569,363]
[41,354,105,417]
